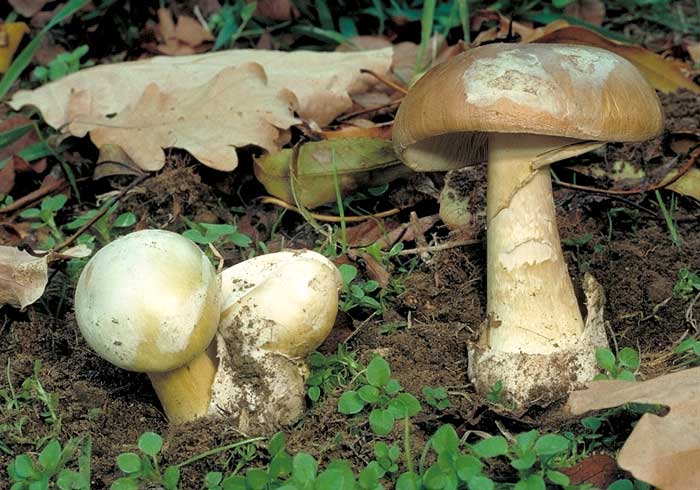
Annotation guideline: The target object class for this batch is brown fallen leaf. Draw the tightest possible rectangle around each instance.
[8,0,49,17]
[563,0,606,26]
[532,25,700,94]
[567,367,700,490]
[0,246,48,309]
[471,10,567,45]
[149,8,214,55]
[69,64,298,172]
[9,47,393,130]
[0,115,47,195]
[254,0,297,21]
[0,22,30,73]
[559,453,620,487]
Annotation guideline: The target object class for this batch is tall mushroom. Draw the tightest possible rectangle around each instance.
[75,229,221,423]
[392,43,663,405]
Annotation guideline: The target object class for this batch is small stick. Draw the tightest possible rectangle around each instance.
[554,147,698,196]
[397,238,479,255]
[55,174,148,252]
[337,100,401,121]
[409,211,431,262]
[260,196,400,222]
[360,68,408,95]
[0,179,69,214]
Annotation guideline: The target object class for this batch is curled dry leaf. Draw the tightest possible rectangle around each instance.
[69,64,299,172]
[254,137,409,208]
[567,366,700,490]
[0,246,48,309]
[151,8,214,55]
[0,22,30,73]
[7,0,49,18]
[9,47,393,131]
[563,0,606,26]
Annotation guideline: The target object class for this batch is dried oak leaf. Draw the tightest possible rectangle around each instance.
[69,63,299,172]
[0,246,48,309]
[8,47,393,131]
[7,0,49,18]
[567,367,700,490]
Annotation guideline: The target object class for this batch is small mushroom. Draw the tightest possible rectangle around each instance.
[74,229,221,423]
[210,250,342,433]
[392,43,663,405]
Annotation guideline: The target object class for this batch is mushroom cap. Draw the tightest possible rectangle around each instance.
[393,43,664,171]
[75,229,221,373]
[219,250,342,358]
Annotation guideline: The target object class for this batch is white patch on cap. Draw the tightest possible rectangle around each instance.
[551,46,618,85]
[464,49,560,114]
[463,47,619,116]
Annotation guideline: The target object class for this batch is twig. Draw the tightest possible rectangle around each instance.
[409,211,431,262]
[344,311,378,344]
[0,179,69,214]
[337,100,401,121]
[260,196,400,222]
[686,291,700,333]
[360,68,408,95]
[55,174,149,252]
[554,147,699,196]
[397,238,479,256]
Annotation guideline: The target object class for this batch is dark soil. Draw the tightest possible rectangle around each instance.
[1,48,700,490]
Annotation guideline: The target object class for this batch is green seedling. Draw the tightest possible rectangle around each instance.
[594,347,640,381]
[64,206,137,247]
[305,345,362,403]
[486,380,504,405]
[373,441,401,475]
[31,45,93,84]
[338,263,383,313]
[209,1,257,50]
[673,335,700,367]
[337,356,421,436]
[19,194,68,248]
[7,436,92,490]
[112,432,180,490]
[182,220,252,249]
[422,386,451,411]
[673,268,700,298]
[608,478,652,490]
[1,360,62,454]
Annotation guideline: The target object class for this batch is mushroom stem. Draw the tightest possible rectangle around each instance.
[486,133,584,353]
[148,342,218,424]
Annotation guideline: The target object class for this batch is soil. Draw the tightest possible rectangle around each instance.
[2,33,700,490]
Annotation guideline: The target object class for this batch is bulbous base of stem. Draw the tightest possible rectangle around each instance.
[468,274,609,407]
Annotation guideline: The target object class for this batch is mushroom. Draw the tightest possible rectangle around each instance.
[74,229,221,423]
[209,250,342,433]
[75,231,343,428]
[392,43,663,405]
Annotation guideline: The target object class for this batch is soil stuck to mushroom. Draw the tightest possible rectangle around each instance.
[1,70,699,490]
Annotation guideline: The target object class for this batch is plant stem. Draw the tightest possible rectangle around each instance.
[331,148,347,255]
[416,0,436,74]
[175,437,266,468]
[458,0,471,43]
[403,416,413,474]
[655,190,681,246]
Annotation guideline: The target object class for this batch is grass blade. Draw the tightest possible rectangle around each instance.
[0,0,89,101]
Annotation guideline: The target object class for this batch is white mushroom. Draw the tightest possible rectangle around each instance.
[74,229,221,423]
[210,250,342,432]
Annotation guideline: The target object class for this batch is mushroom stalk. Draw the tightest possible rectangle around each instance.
[148,343,218,423]
[486,133,584,353]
